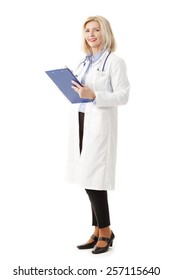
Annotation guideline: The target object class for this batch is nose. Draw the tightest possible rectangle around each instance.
[89,30,94,37]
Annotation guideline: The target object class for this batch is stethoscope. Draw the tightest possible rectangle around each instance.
[75,51,111,78]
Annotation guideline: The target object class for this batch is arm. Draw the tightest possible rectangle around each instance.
[95,58,130,107]
[71,58,130,106]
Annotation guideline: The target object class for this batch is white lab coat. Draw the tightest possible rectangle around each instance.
[66,50,130,191]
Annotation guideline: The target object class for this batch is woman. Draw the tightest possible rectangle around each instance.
[67,15,130,254]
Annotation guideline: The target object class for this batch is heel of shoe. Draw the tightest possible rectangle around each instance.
[109,232,115,247]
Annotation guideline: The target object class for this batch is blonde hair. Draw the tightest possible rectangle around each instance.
[82,15,117,54]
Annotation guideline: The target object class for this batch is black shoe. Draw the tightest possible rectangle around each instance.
[77,234,98,249]
[92,232,115,254]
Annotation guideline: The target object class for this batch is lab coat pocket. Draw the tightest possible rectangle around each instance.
[89,108,109,136]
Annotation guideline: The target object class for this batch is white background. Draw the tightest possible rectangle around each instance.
[0,0,173,279]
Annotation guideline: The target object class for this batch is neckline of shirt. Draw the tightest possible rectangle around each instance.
[86,48,107,64]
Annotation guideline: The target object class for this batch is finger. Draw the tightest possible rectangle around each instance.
[71,80,81,88]
[71,86,79,94]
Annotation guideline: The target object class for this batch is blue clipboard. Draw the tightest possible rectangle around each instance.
[45,68,90,104]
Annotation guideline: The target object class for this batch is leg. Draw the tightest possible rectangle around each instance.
[78,199,99,246]
[77,112,99,249]
[78,112,114,252]
[86,189,113,248]
[85,189,110,228]
[78,112,84,154]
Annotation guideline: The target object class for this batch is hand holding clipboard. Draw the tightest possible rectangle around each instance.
[45,68,91,104]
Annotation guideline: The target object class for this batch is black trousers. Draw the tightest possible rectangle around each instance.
[79,112,110,228]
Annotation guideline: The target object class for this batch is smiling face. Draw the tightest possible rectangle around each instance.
[84,20,104,54]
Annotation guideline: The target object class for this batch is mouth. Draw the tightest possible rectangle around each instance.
[88,38,97,42]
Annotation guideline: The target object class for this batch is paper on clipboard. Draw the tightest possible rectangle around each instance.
[45,68,91,104]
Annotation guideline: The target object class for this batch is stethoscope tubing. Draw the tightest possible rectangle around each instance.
[101,52,111,72]
[76,51,111,76]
